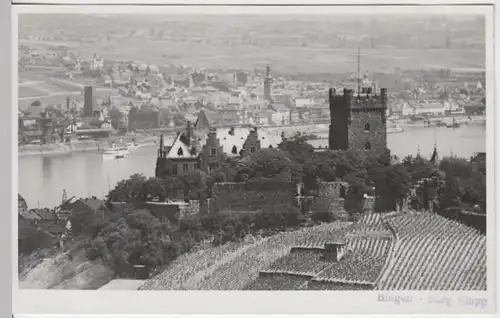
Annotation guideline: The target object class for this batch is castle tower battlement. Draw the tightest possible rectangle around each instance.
[328,87,388,155]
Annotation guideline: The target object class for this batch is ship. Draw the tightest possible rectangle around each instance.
[387,124,404,134]
[446,117,460,129]
[102,142,130,159]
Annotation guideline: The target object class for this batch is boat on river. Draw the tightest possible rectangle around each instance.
[102,142,130,159]
[446,117,461,129]
[387,124,404,134]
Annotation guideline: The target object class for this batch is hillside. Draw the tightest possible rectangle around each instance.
[19,248,114,290]
[18,14,485,74]
[139,222,352,290]
[140,212,487,290]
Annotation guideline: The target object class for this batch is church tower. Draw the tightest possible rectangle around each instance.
[263,64,272,103]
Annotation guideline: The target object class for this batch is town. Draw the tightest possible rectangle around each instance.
[18,43,485,156]
[18,14,487,292]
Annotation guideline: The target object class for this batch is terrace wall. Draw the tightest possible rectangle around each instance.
[210,180,297,214]
[439,208,486,234]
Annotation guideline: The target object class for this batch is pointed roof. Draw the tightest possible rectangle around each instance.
[195,108,212,130]
[429,145,439,165]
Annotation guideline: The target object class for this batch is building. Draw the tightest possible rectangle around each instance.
[328,84,388,156]
[155,110,282,178]
[18,194,28,214]
[18,105,56,144]
[83,85,96,117]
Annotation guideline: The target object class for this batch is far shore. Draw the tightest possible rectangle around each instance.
[18,137,160,158]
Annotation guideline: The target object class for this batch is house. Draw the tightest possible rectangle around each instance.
[18,194,28,214]
[270,103,290,126]
[294,97,315,109]
[60,197,106,216]
[155,109,283,178]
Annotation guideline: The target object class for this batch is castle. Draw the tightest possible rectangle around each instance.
[155,109,282,178]
[328,84,388,156]
[156,62,389,178]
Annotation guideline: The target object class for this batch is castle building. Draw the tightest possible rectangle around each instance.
[155,109,282,178]
[263,65,273,103]
[328,83,388,156]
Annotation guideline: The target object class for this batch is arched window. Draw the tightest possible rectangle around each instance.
[177,147,183,156]
[364,122,370,132]
[232,145,238,154]
[365,142,371,150]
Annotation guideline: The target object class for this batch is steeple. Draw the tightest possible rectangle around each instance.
[158,134,164,158]
[429,144,439,165]
[62,189,67,205]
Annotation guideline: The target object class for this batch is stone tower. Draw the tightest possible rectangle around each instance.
[263,64,272,103]
[328,85,388,156]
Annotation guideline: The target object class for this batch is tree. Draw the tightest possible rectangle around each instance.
[402,154,437,183]
[30,100,41,107]
[175,170,208,200]
[159,108,172,126]
[108,107,123,130]
[244,149,292,180]
[278,132,315,164]
[143,177,167,201]
[173,113,187,127]
[372,163,412,212]
[106,174,148,203]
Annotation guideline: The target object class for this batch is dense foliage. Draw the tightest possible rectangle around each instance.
[24,133,485,280]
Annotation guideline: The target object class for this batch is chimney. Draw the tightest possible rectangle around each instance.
[322,240,347,262]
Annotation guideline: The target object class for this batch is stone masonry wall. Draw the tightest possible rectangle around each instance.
[211,181,296,214]
[313,181,349,218]
[348,110,387,156]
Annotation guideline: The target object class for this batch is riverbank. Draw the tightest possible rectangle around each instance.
[18,136,161,158]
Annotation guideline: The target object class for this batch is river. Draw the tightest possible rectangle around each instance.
[18,125,486,209]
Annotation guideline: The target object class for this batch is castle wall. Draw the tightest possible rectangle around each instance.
[313,181,349,218]
[210,181,296,214]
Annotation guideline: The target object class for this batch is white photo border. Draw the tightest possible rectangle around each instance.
[9,2,498,316]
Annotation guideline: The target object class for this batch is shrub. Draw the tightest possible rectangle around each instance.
[310,211,335,223]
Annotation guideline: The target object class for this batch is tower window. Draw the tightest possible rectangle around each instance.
[210,148,216,156]
[177,148,184,156]
[364,123,371,132]
[250,146,256,153]
[232,145,238,154]
[365,142,372,150]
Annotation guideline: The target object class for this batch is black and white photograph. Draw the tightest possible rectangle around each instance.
[13,2,495,315]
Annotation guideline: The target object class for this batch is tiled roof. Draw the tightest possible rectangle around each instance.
[33,209,57,220]
[80,198,106,211]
